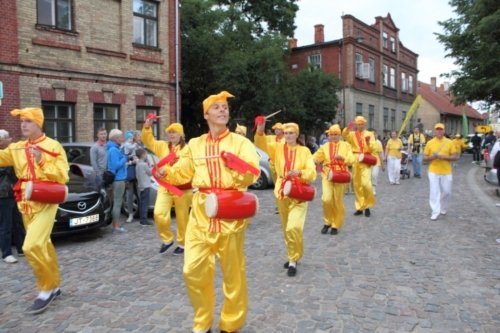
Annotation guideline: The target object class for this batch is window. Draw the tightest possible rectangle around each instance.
[390,37,396,52]
[391,109,396,130]
[355,53,363,78]
[383,107,389,130]
[94,105,120,134]
[401,72,407,92]
[37,0,72,30]
[402,111,407,129]
[356,103,363,116]
[383,32,388,48]
[390,67,396,88]
[383,65,389,86]
[368,105,375,129]
[408,75,414,94]
[136,108,159,138]
[368,58,375,82]
[308,54,321,70]
[133,0,158,47]
[42,103,75,143]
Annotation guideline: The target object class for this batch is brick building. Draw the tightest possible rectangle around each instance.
[416,77,485,136]
[287,13,418,136]
[0,0,178,142]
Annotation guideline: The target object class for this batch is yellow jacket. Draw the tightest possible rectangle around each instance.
[341,128,377,156]
[312,141,355,179]
[386,138,403,159]
[424,137,458,175]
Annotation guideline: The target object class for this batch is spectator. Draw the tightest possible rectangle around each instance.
[384,130,403,185]
[135,148,153,226]
[90,128,108,187]
[107,129,128,233]
[408,127,426,178]
[122,130,139,223]
[471,132,482,163]
[306,135,319,154]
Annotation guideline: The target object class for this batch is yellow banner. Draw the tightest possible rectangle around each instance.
[399,94,422,136]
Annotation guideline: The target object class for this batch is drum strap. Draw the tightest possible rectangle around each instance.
[355,131,365,153]
[328,142,346,171]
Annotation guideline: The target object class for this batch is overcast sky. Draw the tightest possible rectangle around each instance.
[294,0,457,86]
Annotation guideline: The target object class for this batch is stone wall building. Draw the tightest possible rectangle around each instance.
[0,0,178,141]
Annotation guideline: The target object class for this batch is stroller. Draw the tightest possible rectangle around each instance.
[400,150,411,179]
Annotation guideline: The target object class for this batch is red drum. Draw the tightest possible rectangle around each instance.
[328,170,351,183]
[283,180,315,201]
[205,191,258,220]
[24,180,68,204]
[358,153,377,166]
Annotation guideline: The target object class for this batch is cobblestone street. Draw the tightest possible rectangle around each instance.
[1,156,499,333]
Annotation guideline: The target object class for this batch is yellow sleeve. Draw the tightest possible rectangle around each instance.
[141,127,169,157]
[312,143,327,164]
[343,142,356,165]
[37,139,70,185]
[255,132,277,161]
[298,147,317,183]
[0,145,14,167]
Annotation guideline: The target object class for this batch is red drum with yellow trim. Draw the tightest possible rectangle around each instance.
[283,181,315,201]
[328,170,351,183]
[358,153,377,166]
[24,180,68,204]
[205,191,258,219]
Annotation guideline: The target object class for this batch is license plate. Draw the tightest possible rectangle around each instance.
[69,214,100,227]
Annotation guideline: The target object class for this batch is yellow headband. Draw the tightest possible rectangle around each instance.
[283,122,299,135]
[235,123,247,136]
[326,124,341,135]
[272,122,283,130]
[10,107,44,128]
[355,116,367,125]
[202,91,234,113]
[165,123,184,136]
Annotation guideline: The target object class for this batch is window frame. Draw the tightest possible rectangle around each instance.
[355,53,363,78]
[383,32,388,48]
[390,67,396,89]
[390,36,396,53]
[383,107,389,130]
[133,0,159,48]
[408,75,414,94]
[136,107,160,139]
[36,0,73,31]
[401,72,407,92]
[391,109,396,131]
[383,64,389,86]
[93,104,121,135]
[368,58,375,82]
[356,103,363,116]
[308,54,321,70]
[42,102,75,143]
[368,105,375,129]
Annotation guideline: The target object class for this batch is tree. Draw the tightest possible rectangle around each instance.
[436,0,500,105]
[180,0,340,138]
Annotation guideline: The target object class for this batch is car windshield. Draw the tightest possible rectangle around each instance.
[67,164,100,194]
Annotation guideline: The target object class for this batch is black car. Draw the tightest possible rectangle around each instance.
[51,164,112,236]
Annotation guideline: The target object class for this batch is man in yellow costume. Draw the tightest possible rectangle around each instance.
[0,107,69,314]
[266,122,285,183]
[159,91,260,333]
[342,116,377,217]
[424,123,459,220]
[141,122,193,255]
[255,121,317,277]
[313,124,355,235]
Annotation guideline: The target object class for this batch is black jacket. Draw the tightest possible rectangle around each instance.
[0,167,17,199]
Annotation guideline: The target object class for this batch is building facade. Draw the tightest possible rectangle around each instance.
[0,0,178,142]
[287,14,419,137]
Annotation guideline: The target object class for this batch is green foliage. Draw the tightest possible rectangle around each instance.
[180,0,340,138]
[436,0,500,105]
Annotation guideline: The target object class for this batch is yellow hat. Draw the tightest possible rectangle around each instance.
[10,107,44,128]
[434,123,445,130]
[283,122,299,134]
[272,122,283,130]
[326,124,341,135]
[165,123,184,136]
[202,91,234,113]
[455,133,461,138]
[355,116,367,125]
[235,123,247,136]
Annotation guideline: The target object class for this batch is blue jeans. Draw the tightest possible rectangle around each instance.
[412,153,423,176]
[139,188,150,223]
[0,197,25,258]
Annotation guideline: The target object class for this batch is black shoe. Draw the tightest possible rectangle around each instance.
[321,225,330,234]
[173,247,184,255]
[52,289,61,298]
[140,220,154,226]
[159,242,173,254]
[287,265,297,277]
[353,210,363,216]
[330,228,338,235]
[364,209,371,217]
[283,261,289,269]
[26,293,55,315]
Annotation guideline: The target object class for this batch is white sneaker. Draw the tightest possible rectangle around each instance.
[126,214,134,223]
[430,213,439,221]
[440,210,447,215]
[395,181,400,185]
[3,255,18,264]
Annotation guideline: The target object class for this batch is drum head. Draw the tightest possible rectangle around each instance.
[24,181,33,200]
[204,193,218,218]
[283,180,292,196]
[358,153,364,161]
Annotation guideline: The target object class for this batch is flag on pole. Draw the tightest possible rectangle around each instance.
[398,94,422,137]
[462,107,469,135]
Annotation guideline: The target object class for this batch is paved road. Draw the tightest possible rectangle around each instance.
[1,156,499,333]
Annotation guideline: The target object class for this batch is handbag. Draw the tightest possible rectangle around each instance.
[103,170,115,186]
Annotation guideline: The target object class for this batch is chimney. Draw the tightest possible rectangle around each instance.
[288,38,297,49]
[443,81,450,92]
[430,77,437,92]
[314,24,324,44]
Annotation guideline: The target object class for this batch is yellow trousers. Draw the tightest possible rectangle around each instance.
[352,164,376,210]
[277,198,308,262]
[321,177,347,229]
[184,217,248,332]
[153,188,192,245]
[22,204,60,292]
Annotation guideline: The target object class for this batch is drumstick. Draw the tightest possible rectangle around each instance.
[265,109,282,120]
